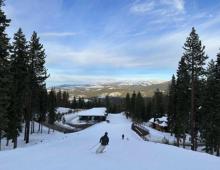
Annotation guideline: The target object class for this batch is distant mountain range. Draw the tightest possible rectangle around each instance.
[51,80,170,98]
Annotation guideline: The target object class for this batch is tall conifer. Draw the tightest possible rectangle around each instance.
[0,0,11,150]
[182,27,208,150]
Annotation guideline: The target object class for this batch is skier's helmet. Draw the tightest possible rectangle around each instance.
[105,132,108,135]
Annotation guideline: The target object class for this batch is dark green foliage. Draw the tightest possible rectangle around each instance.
[201,55,220,156]
[167,75,177,135]
[0,0,11,150]
[130,91,137,118]
[56,90,62,107]
[125,93,130,118]
[0,1,50,148]
[38,87,48,133]
[182,27,208,150]
[6,28,28,148]
[71,96,77,109]
[62,91,70,107]
[125,93,130,112]
[152,89,164,118]
[105,95,110,113]
[215,52,220,156]
[23,31,49,143]
[48,89,56,125]
[145,99,152,120]
[175,57,191,146]
[136,92,145,121]
[124,90,166,122]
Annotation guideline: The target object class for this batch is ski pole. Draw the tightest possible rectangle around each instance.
[89,143,99,150]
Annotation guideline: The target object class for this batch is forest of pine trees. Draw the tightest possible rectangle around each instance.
[0,0,48,149]
[125,90,167,122]
[167,27,220,155]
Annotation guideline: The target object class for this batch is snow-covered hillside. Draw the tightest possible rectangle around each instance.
[0,113,219,170]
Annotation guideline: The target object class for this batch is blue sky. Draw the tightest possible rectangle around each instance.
[3,0,220,86]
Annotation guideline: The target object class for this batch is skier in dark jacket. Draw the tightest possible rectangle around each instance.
[96,132,109,153]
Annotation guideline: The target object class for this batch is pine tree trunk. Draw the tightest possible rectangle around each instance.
[183,136,186,148]
[31,121,32,134]
[177,137,180,147]
[13,137,17,149]
[48,128,50,134]
[31,120,33,134]
[24,123,27,141]
[38,122,40,133]
[191,64,196,151]
[217,144,220,156]
[32,119,35,133]
[6,138,9,146]
[40,124,43,134]
[210,146,214,154]
[26,93,32,144]
[195,133,198,151]
[26,120,30,143]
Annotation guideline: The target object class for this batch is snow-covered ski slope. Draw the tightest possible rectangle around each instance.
[0,113,220,170]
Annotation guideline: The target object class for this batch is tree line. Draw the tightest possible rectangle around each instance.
[167,27,220,156]
[0,0,48,149]
[122,28,220,156]
[124,90,167,122]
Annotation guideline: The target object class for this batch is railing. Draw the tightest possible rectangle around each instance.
[131,123,149,141]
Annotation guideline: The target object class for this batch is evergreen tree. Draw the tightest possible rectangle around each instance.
[175,57,191,147]
[105,95,110,113]
[135,92,145,121]
[130,91,136,119]
[7,28,28,148]
[145,99,152,121]
[183,27,208,150]
[62,91,69,107]
[215,51,220,156]
[0,0,11,150]
[56,89,62,107]
[167,75,177,135]
[152,89,164,119]
[201,53,220,156]
[48,89,56,133]
[200,60,216,154]
[97,98,102,107]
[24,31,49,143]
[38,87,47,133]
[125,93,130,118]
[71,96,77,109]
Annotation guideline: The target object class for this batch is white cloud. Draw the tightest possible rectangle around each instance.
[45,43,152,69]
[173,0,185,11]
[40,32,78,37]
[130,0,185,15]
[161,0,185,12]
[130,1,155,14]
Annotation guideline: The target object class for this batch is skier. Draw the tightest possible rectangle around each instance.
[96,132,109,153]
[122,134,124,140]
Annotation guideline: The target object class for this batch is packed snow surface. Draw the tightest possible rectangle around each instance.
[0,113,219,170]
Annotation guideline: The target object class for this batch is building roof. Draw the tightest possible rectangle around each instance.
[157,116,167,122]
[78,107,107,117]
[149,118,154,123]
[56,107,73,114]
[149,116,168,127]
